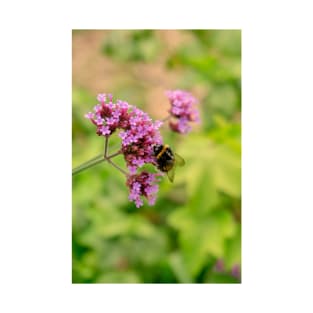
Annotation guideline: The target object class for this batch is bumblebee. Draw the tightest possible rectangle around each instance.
[153,144,185,182]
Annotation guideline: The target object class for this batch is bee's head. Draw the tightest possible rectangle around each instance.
[153,144,163,155]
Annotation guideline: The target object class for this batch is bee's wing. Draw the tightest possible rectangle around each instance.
[174,153,185,167]
[166,153,185,183]
[167,167,175,183]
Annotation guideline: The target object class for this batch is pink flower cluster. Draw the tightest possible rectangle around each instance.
[85,93,163,174]
[119,109,163,175]
[126,171,162,208]
[85,93,163,207]
[166,89,199,134]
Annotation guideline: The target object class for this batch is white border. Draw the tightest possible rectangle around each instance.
[1,1,313,312]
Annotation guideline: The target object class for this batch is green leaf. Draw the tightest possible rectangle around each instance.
[169,207,237,277]
[188,168,219,215]
[179,225,209,276]
[169,252,193,283]
[167,206,194,231]
[224,227,241,269]
[96,271,141,283]
[213,145,241,197]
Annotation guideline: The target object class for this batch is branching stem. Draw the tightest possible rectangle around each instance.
[72,137,127,176]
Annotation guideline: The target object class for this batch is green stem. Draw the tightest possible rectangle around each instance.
[72,151,124,176]
[104,136,109,157]
[107,151,122,159]
[72,155,105,176]
[107,158,129,176]
[72,154,103,173]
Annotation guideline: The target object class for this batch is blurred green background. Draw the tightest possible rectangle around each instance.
[72,30,241,283]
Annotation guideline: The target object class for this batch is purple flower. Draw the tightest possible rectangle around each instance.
[126,171,162,208]
[166,89,199,134]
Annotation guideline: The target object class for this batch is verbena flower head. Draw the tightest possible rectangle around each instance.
[85,93,163,174]
[166,89,199,134]
[126,171,162,208]
[119,108,163,174]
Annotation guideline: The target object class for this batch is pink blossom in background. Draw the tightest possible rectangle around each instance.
[166,89,200,134]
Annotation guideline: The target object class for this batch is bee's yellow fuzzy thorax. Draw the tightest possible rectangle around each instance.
[156,144,169,159]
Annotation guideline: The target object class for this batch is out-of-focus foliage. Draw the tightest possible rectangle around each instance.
[72,30,241,283]
[101,30,162,63]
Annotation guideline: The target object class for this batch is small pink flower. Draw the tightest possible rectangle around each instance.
[94,104,102,113]
[97,94,106,102]
[95,116,104,125]
[99,125,111,136]
[84,112,94,119]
